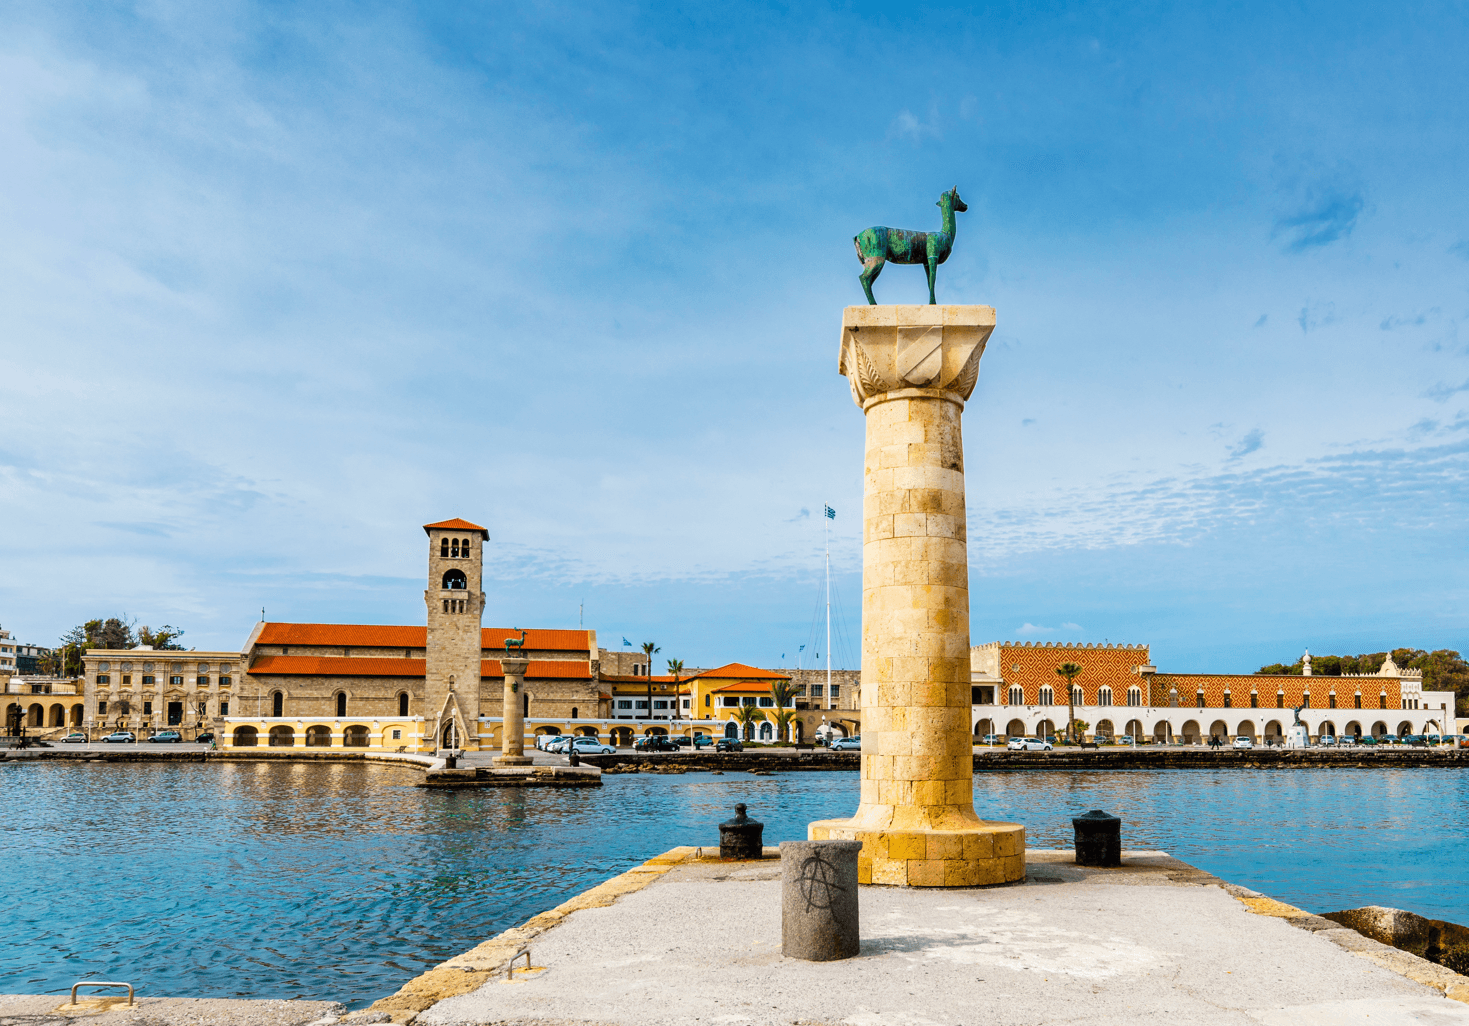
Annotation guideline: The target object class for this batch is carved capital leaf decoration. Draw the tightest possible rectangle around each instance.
[838,306,995,408]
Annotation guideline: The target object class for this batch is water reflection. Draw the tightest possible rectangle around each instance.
[2,762,1466,1009]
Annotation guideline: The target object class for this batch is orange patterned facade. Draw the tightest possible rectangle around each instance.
[1149,674,1402,712]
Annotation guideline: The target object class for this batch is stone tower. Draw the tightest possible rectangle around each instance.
[422,518,489,752]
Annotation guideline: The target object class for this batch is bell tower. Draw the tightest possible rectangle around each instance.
[423,518,489,752]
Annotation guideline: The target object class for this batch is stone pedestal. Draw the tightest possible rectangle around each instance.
[494,656,533,766]
[809,305,1026,888]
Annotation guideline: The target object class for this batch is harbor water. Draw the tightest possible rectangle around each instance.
[2,760,1465,1008]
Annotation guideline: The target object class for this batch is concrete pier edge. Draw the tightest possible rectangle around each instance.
[351,844,1469,1024]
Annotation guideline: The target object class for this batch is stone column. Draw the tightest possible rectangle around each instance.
[495,656,532,766]
[810,305,1026,888]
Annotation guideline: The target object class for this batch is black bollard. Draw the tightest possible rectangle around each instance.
[719,803,765,859]
[1072,809,1121,867]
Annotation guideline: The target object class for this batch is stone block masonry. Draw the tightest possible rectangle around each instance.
[810,305,1024,888]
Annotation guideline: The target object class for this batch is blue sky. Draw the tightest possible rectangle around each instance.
[2,1,1467,673]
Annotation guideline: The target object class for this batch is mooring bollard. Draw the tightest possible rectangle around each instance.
[719,803,765,859]
[1072,809,1122,867]
[780,840,861,961]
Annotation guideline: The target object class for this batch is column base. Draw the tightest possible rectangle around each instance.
[492,754,533,766]
[808,818,1026,887]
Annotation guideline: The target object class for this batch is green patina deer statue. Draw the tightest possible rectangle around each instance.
[504,629,527,655]
[854,187,967,305]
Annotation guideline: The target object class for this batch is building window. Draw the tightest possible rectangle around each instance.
[274,692,285,717]
[121,674,132,686]
[143,702,152,715]
[759,697,774,707]
[1355,694,1362,708]
[571,707,578,719]
[120,701,130,714]
[1251,692,1258,708]
[197,701,207,716]
[723,697,739,707]
[220,702,229,715]
[1302,692,1310,708]
[1276,693,1284,708]
[1380,693,1387,709]
[810,684,824,697]
[98,700,107,715]
[170,675,183,686]
[219,675,231,687]
[1071,686,1083,706]
[704,695,710,707]
[442,568,467,590]
[392,729,402,740]
[1329,694,1337,708]
[1008,686,1023,705]
[682,699,690,709]
[142,675,155,686]
[654,700,668,710]
[1039,686,1053,706]
[197,676,209,687]
[440,538,449,557]
[336,692,346,717]
[97,674,110,685]
[398,693,409,716]
[1127,687,1142,707]
[635,700,649,709]
[1223,692,1231,708]
[617,700,632,710]
[281,648,289,656]
[451,538,460,557]
[830,685,841,699]
[1196,691,1205,709]
[1098,687,1112,706]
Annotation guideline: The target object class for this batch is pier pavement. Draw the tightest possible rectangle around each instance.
[364,848,1469,1026]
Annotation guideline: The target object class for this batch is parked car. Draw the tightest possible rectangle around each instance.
[101,731,136,743]
[1317,735,1336,746]
[1232,736,1255,749]
[692,734,714,748]
[568,737,616,755]
[196,731,216,745]
[536,734,564,751]
[58,732,88,744]
[546,736,574,753]
[634,735,679,752]
[1007,737,1052,752]
[669,735,693,747]
[978,733,1003,746]
[1403,734,1428,747]
[830,736,861,751]
[1116,735,1136,746]
[715,738,744,752]
[146,730,183,743]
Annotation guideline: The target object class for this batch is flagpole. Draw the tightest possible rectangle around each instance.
[825,505,832,714]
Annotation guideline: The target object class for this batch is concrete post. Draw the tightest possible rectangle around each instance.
[781,840,861,960]
[495,656,532,766]
[809,305,1026,888]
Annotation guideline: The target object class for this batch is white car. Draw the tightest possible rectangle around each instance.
[545,736,574,753]
[1231,736,1254,749]
[977,734,1003,746]
[1007,737,1052,752]
[568,737,615,755]
[536,734,564,751]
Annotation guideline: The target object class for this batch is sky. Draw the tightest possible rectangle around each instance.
[2,0,1468,673]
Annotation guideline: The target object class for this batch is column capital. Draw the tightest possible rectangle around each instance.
[838,304,995,408]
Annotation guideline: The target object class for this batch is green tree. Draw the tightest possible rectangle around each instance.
[770,678,799,743]
[640,641,660,721]
[772,706,798,744]
[138,624,186,650]
[1055,662,1083,744]
[666,658,685,723]
[49,616,140,675]
[733,702,764,741]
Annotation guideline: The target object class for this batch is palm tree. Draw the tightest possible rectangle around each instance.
[733,702,764,741]
[770,679,798,742]
[641,641,660,722]
[1056,661,1083,744]
[666,658,685,726]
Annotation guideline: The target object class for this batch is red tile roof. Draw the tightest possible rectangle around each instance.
[247,655,592,679]
[687,662,791,681]
[252,623,591,653]
[423,518,489,539]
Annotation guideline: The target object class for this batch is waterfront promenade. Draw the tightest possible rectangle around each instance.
[371,847,1469,1025]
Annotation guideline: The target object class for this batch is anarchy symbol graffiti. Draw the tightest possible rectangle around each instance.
[797,852,847,914]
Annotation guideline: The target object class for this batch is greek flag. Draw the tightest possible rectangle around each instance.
[622,637,631,646]
[824,505,835,519]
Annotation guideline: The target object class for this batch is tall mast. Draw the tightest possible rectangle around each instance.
[825,507,832,712]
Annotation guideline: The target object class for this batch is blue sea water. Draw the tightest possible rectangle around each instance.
[2,760,1466,1009]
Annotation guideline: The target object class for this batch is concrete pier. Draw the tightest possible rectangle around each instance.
[369,846,1469,1025]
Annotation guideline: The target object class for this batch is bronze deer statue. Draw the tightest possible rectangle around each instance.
[504,629,527,655]
[854,187,967,305]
